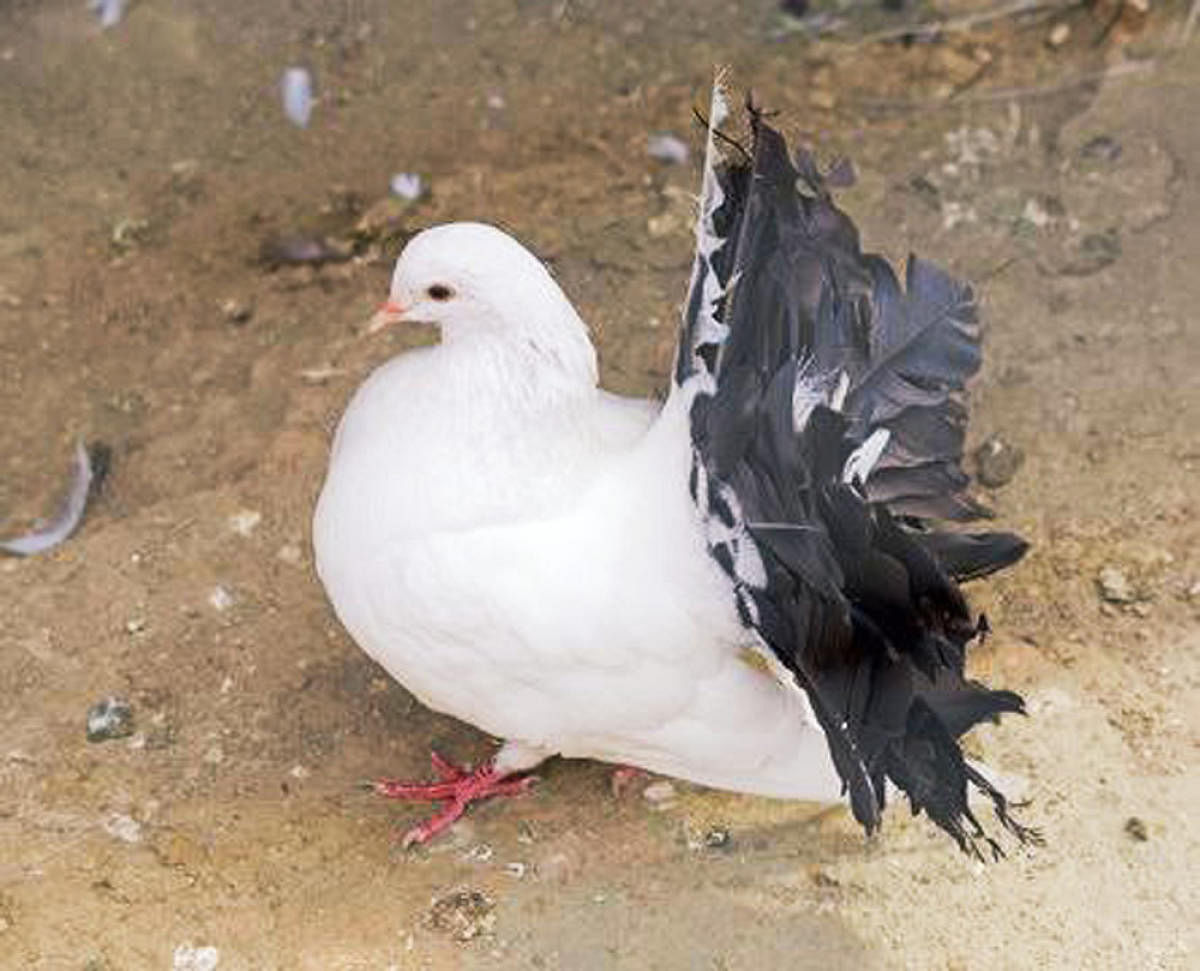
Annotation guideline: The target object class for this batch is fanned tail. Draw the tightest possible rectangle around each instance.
[676,80,1038,858]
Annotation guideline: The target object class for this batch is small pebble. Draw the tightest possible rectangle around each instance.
[298,366,345,384]
[172,944,220,971]
[1079,134,1122,163]
[354,196,414,241]
[228,509,262,536]
[289,764,310,779]
[276,543,303,565]
[1046,23,1070,48]
[940,200,977,231]
[642,780,676,804]
[1066,231,1121,275]
[647,212,685,238]
[463,843,494,863]
[87,697,135,742]
[111,217,150,253]
[220,299,253,325]
[704,827,731,849]
[426,889,495,942]
[102,812,143,844]
[125,617,146,635]
[646,133,689,165]
[1020,198,1053,230]
[1124,816,1149,841]
[208,586,234,612]
[974,435,1024,488]
[1097,565,1136,604]
[170,159,201,192]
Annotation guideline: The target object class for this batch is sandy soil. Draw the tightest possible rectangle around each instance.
[1,2,1198,968]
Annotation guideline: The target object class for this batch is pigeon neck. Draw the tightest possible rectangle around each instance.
[433,327,598,419]
[437,292,599,397]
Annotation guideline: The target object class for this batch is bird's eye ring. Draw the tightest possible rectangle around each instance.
[427,284,454,302]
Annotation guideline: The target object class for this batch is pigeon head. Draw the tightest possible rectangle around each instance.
[374,222,598,384]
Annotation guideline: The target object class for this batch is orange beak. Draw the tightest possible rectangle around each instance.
[366,299,409,335]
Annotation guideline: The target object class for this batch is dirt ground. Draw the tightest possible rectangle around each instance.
[1,1,1198,968]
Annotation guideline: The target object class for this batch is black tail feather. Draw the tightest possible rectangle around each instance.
[676,84,1035,857]
[915,530,1030,582]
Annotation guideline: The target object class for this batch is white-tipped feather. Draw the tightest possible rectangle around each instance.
[792,356,833,432]
[842,428,891,485]
[680,75,734,373]
[829,369,850,412]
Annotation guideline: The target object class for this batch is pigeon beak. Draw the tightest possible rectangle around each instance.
[366,299,410,335]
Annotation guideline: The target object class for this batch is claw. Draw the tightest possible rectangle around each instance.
[371,752,537,846]
[373,777,463,800]
[429,750,467,782]
[610,765,647,798]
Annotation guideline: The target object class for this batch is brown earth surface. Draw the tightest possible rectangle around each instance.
[1,2,1198,969]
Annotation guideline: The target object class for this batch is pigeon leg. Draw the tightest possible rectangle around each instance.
[374,751,537,847]
[609,765,648,797]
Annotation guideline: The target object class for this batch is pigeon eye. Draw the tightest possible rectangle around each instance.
[427,284,454,302]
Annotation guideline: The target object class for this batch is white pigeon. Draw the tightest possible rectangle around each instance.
[313,85,1038,858]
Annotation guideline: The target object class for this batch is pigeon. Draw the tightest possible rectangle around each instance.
[313,82,1038,858]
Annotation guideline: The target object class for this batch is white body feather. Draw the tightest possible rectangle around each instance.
[313,245,841,799]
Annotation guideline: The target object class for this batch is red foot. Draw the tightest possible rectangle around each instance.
[609,765,648,798]
[374,752,536,847]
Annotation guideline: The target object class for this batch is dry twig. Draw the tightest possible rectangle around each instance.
[849,0,1077,47]
[851,58,1156,109]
